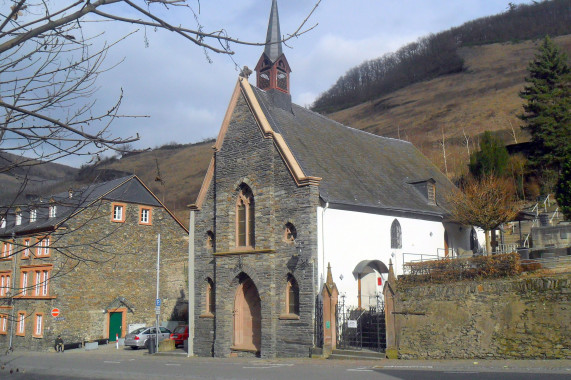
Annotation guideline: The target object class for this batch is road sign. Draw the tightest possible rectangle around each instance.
[348,320,357,328]
[155,299,161,307]
[51,308,60,317]
[155,306,161,315]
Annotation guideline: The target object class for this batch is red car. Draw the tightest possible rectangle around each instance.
[170,325,188,347]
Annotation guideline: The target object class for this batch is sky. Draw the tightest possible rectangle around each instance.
[61,0,534,166]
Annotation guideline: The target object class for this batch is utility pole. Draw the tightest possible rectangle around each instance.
[155,233,161,353]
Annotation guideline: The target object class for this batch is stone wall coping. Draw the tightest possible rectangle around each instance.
[214,248,276,256]
[278,313,300,320]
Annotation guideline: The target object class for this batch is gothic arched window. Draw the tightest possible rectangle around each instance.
[286,274,299,316]
[236,184,255,248]
[391,219,402,249]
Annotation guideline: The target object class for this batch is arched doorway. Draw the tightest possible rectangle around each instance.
[233,275,261,352]
[352,260,389,310]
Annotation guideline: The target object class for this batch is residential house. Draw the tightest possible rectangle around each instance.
[0,175,188,351]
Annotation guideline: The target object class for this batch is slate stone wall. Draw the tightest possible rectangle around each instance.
[193,92,320,358]
[392,274,571,359]
[0,200,188,352]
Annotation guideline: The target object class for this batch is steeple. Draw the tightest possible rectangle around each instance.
[255,0,291,94]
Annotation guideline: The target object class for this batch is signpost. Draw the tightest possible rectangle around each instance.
[348,320,358,329]
[51,308,60,317]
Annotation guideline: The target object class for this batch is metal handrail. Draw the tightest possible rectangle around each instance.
[542,194,550,212]
[549,207,560,224]
[531,202,539,216]
[523,233,531,248]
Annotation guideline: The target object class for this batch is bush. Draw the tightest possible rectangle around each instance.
[400,252,522,285]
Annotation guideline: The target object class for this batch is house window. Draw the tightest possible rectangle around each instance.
[0,218,5,229]
[22,238,31,259]
[427,182,436,205]
[111,203,126,223]
[236,184,254,248]
[16,311,25,336]
[284,222,297,243]
[0,314,7,334]
[1,241,13,260]
[139,207,152,225]
[36,237,50,257]
[21,271,28,296]
[285,275,300,316]
[20,266,51,298]
[30,209,37,223]
[205,278,215,315]
[49,205,57,218]
[15,212,22,226]
[33,313,43,338]
[0,272,11,297]
[391,219,402,249]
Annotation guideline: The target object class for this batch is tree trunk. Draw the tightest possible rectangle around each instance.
[485,230,492,255]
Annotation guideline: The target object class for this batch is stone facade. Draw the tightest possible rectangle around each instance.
[385,274,571,359]
[192,92,320,358]
[0,179,188,352]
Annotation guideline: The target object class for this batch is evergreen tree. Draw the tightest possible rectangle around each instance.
[555,158,571,220]
[519,36,571,174]
[469,131,510,178]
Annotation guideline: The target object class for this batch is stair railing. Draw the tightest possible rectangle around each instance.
[531,202,539,217]
[549,207,559,224]
[542,194,550,212]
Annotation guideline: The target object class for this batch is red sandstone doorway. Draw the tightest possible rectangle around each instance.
[233,276,261,353]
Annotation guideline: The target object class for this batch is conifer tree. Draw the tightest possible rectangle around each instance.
[555,159,571,220]
[519,36,570,175]
[469,131,510,178]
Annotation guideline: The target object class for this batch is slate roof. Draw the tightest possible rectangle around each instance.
[0,175,164,237]
[251,87,457,218]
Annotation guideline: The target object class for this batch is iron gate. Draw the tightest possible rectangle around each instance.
[314,296,323,348]
[336,299,386,352]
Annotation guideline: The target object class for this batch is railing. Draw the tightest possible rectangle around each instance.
[521,255,571,270]
[549,207,560,224]
[542,194,551,212]
[402,252,442,267]
[497,243,518,254]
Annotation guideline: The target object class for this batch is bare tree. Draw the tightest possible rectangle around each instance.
[447,174,521,254]
[0,0,321,175]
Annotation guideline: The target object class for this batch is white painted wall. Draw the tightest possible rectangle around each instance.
[316,206,469,309]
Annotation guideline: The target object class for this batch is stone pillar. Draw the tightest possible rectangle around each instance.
[383,259,398,359]
[321,263,338,356]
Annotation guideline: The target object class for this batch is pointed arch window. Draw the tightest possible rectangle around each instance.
[284,274,299,317]
[390,219,402,249]
[236,185,255,248]
[201,277,215,317]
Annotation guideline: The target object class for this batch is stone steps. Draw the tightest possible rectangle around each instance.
[328,348,384,360]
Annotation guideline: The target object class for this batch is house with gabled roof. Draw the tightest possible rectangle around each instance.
[0,175,188,351]
[188,0,475,358]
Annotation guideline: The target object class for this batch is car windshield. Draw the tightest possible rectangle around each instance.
[173,326,186,334]
[130,327,146,334]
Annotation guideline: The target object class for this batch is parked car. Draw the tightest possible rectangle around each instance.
[170,325,189,347]
[124,326,172,349]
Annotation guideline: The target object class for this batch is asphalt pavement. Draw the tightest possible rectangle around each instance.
[0,342,569,380]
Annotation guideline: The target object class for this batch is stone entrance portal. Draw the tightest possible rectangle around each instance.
[233,276,261,353]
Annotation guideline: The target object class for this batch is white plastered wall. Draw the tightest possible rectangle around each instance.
[316,206,469,309]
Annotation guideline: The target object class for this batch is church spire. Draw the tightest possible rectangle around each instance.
[264,0,282,63]
[255,0,291,94]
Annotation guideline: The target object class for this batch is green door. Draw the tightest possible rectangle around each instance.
[109,312,122,341]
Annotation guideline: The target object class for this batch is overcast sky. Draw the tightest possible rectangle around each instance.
[71,0,533,166]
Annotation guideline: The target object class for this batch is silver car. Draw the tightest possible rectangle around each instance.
[124,326,172,349]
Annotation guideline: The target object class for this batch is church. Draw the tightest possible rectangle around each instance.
[188,0,472,358]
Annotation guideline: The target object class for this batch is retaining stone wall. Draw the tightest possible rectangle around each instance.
[392,274,571,359]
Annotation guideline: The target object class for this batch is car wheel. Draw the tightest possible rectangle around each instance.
[131,346,138,350]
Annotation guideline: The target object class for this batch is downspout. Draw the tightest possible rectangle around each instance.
[187,210,195,357]
[314,202,328,347]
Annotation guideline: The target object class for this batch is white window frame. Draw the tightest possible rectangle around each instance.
[49,206,57,218]
[140,208,149,224]
[35,314,42,336]
[41,270,49,296]
[23,239,30,258]
[0,314,6,333]
[15,212,22,226]
[34,271,41,296]
[22,271,28,296]
[30,209,37,223]
[113,205,124,221]
[18,313,24,334]
[0,218,5,229]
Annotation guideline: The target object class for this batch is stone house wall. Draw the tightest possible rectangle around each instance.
[193,93,320,358]
[387,274,570,359]
[0,198,188,352]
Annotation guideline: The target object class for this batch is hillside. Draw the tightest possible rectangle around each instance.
[2,35,570,226]
[327,35,571,178]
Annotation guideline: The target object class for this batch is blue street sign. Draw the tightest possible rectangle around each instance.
[156,299,161,307]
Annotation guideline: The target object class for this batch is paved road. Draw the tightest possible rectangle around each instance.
[1,344,569,379]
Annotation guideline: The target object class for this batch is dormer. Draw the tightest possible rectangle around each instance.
[49,204,57,218]
[0,217,5,229]
[30,208,37,223]
[409,178,437,205]
[15,208,22,226]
